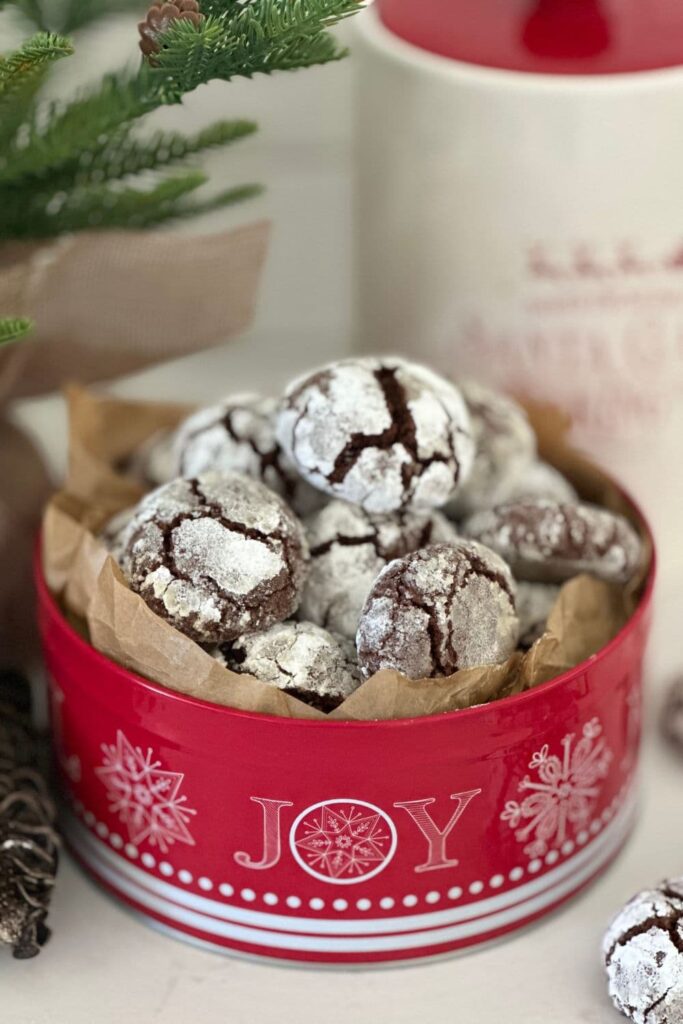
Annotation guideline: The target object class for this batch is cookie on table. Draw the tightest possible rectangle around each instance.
[661,676,683,753]
[300,499,459,639]
[216,621,361,713]
[447,380,537,517]
[171,393,323,517]
[118,471,309,644]
[464,499,641,584]
[356,540,518,680]
[603,879,683,1024]
[516,581,560,647]
[276,357,474,514]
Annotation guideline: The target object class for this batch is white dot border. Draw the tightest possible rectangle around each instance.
[70,783,629,912]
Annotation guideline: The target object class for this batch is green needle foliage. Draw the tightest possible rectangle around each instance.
[0,317,33,345]
[0,0,362,240]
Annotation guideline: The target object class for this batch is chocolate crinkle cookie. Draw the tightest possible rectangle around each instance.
[464,499,642,585]
[661,677,683,753]
[603,879,683,1024]
[356,540,518,680]
[125,429,176,488]
[300,499,458,639]
[447,380,537,517]
[118,471,309,644]
[516,581,560,647]
[216,621,361,713]
[276,357,474,514]
[482,459,578,510]
[171,393,323,517]
[99,506,135,565]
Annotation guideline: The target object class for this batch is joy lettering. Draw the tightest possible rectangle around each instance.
[234,791,482,882]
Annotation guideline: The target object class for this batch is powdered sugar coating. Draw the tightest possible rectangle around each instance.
[119,471,309,644]
[276,357,474,514]
[464,499,642,584]
[300,500,459,639]
[489,460,578,507]
[100,506,135,565]
[603,880,683,1024]
[216,621,361,712]
[661,677,683,753]
[171,393,324,517]
[127,429,176,488]
[516,581,560,647]
[447,381,536,517]
[356,540,518,680]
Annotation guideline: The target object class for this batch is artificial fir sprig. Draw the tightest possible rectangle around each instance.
[0,32,72,99]
[0,318,33,345]
[0,0,361,239]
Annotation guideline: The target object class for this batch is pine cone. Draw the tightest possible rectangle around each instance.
[139,0,203,63]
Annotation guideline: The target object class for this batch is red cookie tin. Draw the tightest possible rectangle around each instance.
[37,532,654,966]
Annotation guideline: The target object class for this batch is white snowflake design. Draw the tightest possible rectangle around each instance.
[291,801,396,884]
[500,718,613,858]
[95,731,196,853]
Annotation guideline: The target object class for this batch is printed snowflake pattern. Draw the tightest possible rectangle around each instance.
[500,718,612,858]
[95,731,196,853]
[291,800,396,884]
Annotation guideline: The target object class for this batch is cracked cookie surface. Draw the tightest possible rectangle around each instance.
[276,357,474,514]
[447,380,536,518]
[356,540,518,680]
[481,459,578,509]
[301,499,458,639]
[603,879,683,1024]
[118,471,309,644]
[171,393,323,517]
[464,499,642,584]
[215,621,361,712]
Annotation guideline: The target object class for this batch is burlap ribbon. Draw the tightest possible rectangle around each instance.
[0,223,269,399]
[0,221,269,665]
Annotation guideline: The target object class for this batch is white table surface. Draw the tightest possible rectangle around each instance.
[3,9,683,1022]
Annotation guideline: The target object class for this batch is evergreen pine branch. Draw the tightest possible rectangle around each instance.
[0,171,205,236]
[160,181,264,223]
[152,0,362,92]
[193,0,243,18]
[0,69,160,184]
[0,33,73,100]
[24,118,257,192]
[0,317,33,345]
[0,170,260,236]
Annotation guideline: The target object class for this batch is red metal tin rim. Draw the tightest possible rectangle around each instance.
[35,496,655,730]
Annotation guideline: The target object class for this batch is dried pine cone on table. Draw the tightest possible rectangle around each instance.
[0,672,59,960]
[138,0,204,63]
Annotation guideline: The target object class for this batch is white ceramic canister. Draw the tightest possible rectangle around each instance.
[354,0,683,557]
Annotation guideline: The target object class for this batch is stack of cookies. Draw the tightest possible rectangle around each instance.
[106,357,642,713]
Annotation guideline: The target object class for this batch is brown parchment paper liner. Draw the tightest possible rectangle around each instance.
[40,387,652,722]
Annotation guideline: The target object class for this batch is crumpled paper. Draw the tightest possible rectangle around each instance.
[40,388,651,721]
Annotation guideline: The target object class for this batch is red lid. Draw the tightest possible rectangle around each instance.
[377,0,683,75]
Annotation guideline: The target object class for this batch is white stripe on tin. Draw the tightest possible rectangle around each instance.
[65,795,634,954]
